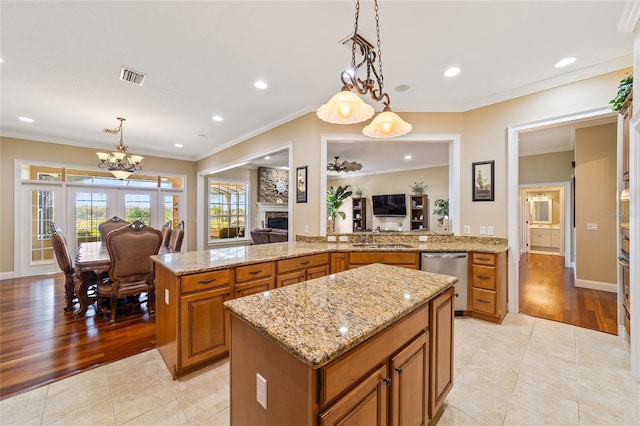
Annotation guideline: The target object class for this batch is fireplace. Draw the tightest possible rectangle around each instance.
[267,216,288,230]
[256,202,288,229]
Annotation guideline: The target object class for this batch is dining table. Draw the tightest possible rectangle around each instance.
[74,241,110,317]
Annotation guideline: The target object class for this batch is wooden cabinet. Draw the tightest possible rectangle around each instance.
[348,251,419,270]
[276,253,329,287]
[352,197,368,231]
[409,195,429,231]
[429,287,454,418]
[330,252,348,274]
[468,251,507,323]
[235,261,275,297]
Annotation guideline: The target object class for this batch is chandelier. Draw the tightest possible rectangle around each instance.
[327,156,363,173]
[96,117,143,180]
[317,0,412,138]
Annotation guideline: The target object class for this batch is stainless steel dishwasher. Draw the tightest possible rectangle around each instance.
[421,252,468,315]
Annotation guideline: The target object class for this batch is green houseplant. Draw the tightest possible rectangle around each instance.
[433,199,449,228]
[327,185,353,233]
[610,74,633,112]
[409,181,428,195]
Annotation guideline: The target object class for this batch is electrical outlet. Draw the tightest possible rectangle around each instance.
[327,235,337,242]
[339,235,348,242]
[418,235,428,242]
[487,226,494,236]
[479,226,486,235]
[587,223,598,231]
[164,289,170,305]
[304,224,309,233]
[464,225,471,234]
[256,373,267,409]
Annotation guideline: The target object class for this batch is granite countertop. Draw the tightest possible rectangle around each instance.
[151,240,508,276]
[223,263,456,368]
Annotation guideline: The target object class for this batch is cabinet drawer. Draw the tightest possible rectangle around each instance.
[235,261,274,283]
[471,265,496,290]
[348,252,418,266]
[181,269,231,294]
[307,265,329,280]
[471,252,495,266]
[277,270,306,288]
[471,288,496,314]
[277,253,328,274]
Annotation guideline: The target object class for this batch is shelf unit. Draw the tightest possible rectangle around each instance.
[352,198,367,231]
[409,194,429,231]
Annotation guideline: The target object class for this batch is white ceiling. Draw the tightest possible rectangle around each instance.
[0,1,633,171]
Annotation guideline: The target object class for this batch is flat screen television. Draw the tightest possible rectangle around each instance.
[372,194,407,217]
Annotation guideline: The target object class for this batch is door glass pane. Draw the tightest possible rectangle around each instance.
[30,190,55,265]
[124,193,151,224]
[164,194,180,227]
[76,192,107,244]
[208,180,247,241]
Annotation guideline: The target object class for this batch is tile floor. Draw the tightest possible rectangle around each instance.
[1,313,638,425]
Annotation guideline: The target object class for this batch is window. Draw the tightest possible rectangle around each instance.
[208,180,247,242]
[36,190,54,239]
[124,193,151,223]
[75,192,107,243]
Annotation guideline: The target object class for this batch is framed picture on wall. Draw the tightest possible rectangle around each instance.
[472,160,494,201]
[296,166,307,203]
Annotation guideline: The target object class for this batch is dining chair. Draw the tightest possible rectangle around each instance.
[98,216,130,241]
[51,221,79,311]
[168,220,184,252]
[98,220,162,324]
[159,221,172,254]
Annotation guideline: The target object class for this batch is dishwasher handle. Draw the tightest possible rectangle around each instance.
[422,253,467,259]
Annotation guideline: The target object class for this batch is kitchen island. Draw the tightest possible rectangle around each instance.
[223,263,456,425]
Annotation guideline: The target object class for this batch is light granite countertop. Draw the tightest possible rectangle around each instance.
[151,240,508,276]
[223,263,456,368]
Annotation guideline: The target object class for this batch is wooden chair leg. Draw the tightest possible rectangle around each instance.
[64,275,75,312]
[110,293,117,325]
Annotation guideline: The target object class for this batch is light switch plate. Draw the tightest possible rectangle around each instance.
[487,226,494,236]
[339,235,348,242]
[419,235,428,242]
[256,373,267,409]
[587,223,598,231]
[327,235,337,242]
[304,224,309,233]
[479,226,486,235]
[464,225,471,234]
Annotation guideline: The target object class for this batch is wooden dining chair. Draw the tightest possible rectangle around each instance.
[167,220,184,252]
[159,221,172,254]
[98,220,162,324]
[51,221,79,311]
[98,216,130,241]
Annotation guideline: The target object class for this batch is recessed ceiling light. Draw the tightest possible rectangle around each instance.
[19,116,34,123]
[555,57,576,68]
[264,156,271,160]
[404,155,412,160]
[175,143,183,148]
[212,115,224,122]
[254,80,268,90]
[444,67,461,77]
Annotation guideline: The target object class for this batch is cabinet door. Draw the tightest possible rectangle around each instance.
[330,253,348,274]
[429,288,454,418]
[390,333,429,426]
[307,264,329,280]
[276,270,306,288]
[180,286,231,368]
[319,364,389,426]
[235,277,274,298]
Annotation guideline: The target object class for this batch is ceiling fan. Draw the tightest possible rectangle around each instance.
[327,156,363,173]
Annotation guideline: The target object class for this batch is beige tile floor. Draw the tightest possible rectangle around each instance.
[1,313,638,425]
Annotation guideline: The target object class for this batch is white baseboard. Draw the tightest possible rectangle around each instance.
[0,271,15,281]
[574,278,617,293]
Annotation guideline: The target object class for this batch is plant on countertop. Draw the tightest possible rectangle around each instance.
[409,181,428,194]
[327,185,353,233]
[433,199,449,227]
[610,74,633,112]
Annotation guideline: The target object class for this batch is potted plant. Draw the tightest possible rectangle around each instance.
[327,185,353,233]
[433,199,449,228]
[409,181,428,195]
[397,220,404,232]
[353,185,365,197]
[610,74,633,112]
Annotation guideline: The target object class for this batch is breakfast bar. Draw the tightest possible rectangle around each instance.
[224,263,456,425]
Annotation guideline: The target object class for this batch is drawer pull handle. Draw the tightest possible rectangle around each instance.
[394,367,403,374]
[199,278,216,284]
[477,275,491,280]
[477,257,491,261]
[226,292,231,296]
[300,261,310,265]
[382,377,392,386]
[476,299,490,304]
[248,270,262,275]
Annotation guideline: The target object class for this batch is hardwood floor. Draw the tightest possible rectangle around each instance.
[0,273,155,400]
[519,253,618,334]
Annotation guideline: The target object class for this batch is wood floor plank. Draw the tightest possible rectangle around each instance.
[0,273,155,400]
[519,253,618,334]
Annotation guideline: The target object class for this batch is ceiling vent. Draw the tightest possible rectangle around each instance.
[119,67,146,86]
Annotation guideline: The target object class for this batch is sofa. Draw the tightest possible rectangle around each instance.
[250,228,288,244]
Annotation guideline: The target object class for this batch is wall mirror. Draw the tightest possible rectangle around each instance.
[531,199,552,223]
